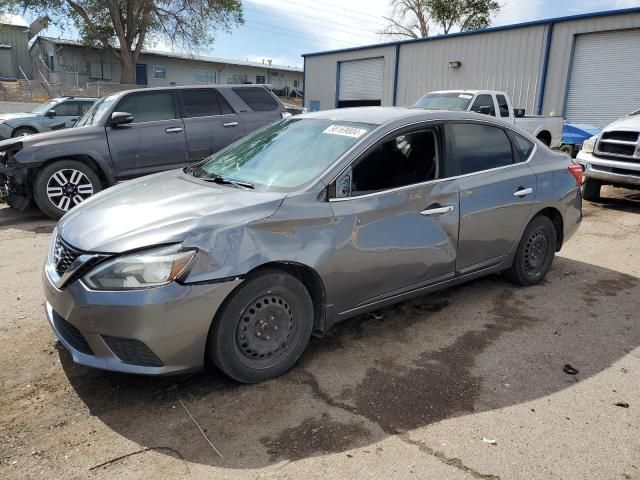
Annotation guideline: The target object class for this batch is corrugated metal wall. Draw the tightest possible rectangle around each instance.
[0,25,31,78]
[542,11,640,116]
[395,25,547,112]
[303,45,396,111]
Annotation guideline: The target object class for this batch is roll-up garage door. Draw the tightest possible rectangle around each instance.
[565,29,640,127]
[338,57,384,108]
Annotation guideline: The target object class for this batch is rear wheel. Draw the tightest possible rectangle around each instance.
[582,178,601,201]
[12,126,38,137]
[208,269,314,383]
[503,215,557,286]
[33,160,102,219]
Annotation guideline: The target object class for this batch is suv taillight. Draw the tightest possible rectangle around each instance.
[568,163,584,186]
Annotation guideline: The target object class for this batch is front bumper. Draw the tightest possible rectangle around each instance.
[43,265,241,375]
[576,151,640,186]
[0,123,13,140]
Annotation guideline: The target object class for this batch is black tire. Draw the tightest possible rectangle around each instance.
[33,160,102,220]
[208,269,314,383]
[503,215,557,286]
[537,132,551,147]
[582,178,601,201]
[559,144,575,158]
[11,126,38,138]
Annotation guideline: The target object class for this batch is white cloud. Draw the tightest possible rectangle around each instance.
[493,0,545,26]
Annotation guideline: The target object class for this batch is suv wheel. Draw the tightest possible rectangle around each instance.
[12,126,37,137]
[208,269,314,383]
[582,178,601,201]
[33,160,102,219]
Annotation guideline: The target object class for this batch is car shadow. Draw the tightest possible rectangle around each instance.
[584,186,640,214]
[0,204,54,233]
[60,255,640,469]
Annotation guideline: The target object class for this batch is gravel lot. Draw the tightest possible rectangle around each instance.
[1,188,639,480]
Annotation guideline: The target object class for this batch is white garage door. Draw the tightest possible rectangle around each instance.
[339,57,384,101]
[565,29,640,128]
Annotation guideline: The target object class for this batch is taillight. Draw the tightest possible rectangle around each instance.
[568,163,584,186]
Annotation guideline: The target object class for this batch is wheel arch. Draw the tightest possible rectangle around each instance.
[26,155,113,196]
[536,130,552,147]
[533,207,564,251]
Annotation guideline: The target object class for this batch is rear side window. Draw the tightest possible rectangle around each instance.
[496,95,510,117]
[470,94,496,116]
[233,87,279,111]
[181,90,223,117]
[451,123,514,175]
[510,131,535,160]
[116,92,176,123]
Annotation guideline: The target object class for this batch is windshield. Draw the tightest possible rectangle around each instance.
[31,99,60,114]
[191,119,373,191]
[414,92,473,111]
[75,94,119,127]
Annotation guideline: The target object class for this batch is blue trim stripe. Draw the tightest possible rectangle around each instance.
[302,6,640,58]
[536,23,554,115]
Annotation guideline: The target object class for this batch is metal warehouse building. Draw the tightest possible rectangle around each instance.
[302,7,640,128]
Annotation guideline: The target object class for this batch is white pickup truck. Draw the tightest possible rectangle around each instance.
[414,90,564,148]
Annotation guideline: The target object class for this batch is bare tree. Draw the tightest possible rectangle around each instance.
[14,0,243,84]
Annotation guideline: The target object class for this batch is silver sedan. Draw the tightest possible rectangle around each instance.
[43,108,583,383]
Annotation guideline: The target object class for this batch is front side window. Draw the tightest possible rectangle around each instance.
[451,123,514,175]
[470,94,496,116]
[350,130,439,196]
[31,99,59,114]
[153,65,166,80]
[233,87,279,111]
[192,119,372,191]
[115,92,176,123]
[496,95,510,117]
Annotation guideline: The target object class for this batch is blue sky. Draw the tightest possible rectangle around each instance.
[18,0,640,68]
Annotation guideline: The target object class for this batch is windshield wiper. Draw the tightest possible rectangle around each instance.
[206,175,255,189]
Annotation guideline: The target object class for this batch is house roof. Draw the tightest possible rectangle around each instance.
[0,13,29,28]
[34,36,303,73]
[302,6,640,58]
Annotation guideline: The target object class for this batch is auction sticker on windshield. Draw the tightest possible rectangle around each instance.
[323,125,368,138]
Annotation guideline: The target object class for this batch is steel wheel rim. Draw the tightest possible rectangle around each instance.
[46,169,94,211]
[17,130,32,137]
[234,293,297,369]
[523,228,549,276]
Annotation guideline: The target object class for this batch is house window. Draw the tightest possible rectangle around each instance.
[256,75,266,84]
[226,73,248,84]
[153,65,166,80]
[194,69,215,84]
[294,79,299,88]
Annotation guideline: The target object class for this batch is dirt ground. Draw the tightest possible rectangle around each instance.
[1,187,639,480]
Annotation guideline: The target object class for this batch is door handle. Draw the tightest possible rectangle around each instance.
[165,127,183,133]
[420,205,454,216]
[223,122,239,128]
[513,187,533,197]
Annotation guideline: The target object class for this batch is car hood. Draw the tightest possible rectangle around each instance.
[57,170,287,253]
[0,112,39,122]
[604,115,640,132]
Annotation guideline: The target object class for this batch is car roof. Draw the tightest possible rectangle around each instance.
[299,106,507,126]
[112,84,271,97]
[52,96,98,101]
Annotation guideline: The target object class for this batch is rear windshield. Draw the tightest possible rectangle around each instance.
[414,92,473,111]
[233,87,280,111]
[191,118,373,191]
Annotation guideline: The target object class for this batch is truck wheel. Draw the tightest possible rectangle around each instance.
[33,160,102,219]
[537,131,552,147]
[12,126,38,137]
[559,144,575,157]
[582,178,601,201]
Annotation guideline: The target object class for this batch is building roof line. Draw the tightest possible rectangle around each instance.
[302,6,640,58]
[32,36,303,72]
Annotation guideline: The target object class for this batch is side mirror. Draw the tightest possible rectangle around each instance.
[109,111,133,127]
[478,106,492,115]
[46,109,56,118]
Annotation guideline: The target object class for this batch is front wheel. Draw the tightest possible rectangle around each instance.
[503,215,557,286]
[33,160,102,219]
[208,269,314,383]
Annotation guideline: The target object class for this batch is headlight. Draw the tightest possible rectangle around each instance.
[581,135,598,154]
[83,245,196,290]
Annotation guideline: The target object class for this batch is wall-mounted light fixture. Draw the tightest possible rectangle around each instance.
[448,61,462,69]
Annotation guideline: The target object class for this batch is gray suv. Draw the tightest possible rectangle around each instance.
[0,96,97,139]
[0,85,289,218]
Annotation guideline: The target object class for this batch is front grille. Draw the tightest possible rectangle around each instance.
[602,131,639,142]
[598,142,636,157]
[51,310,93,355]
[54,236,83,277]
[102,336,164,367]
